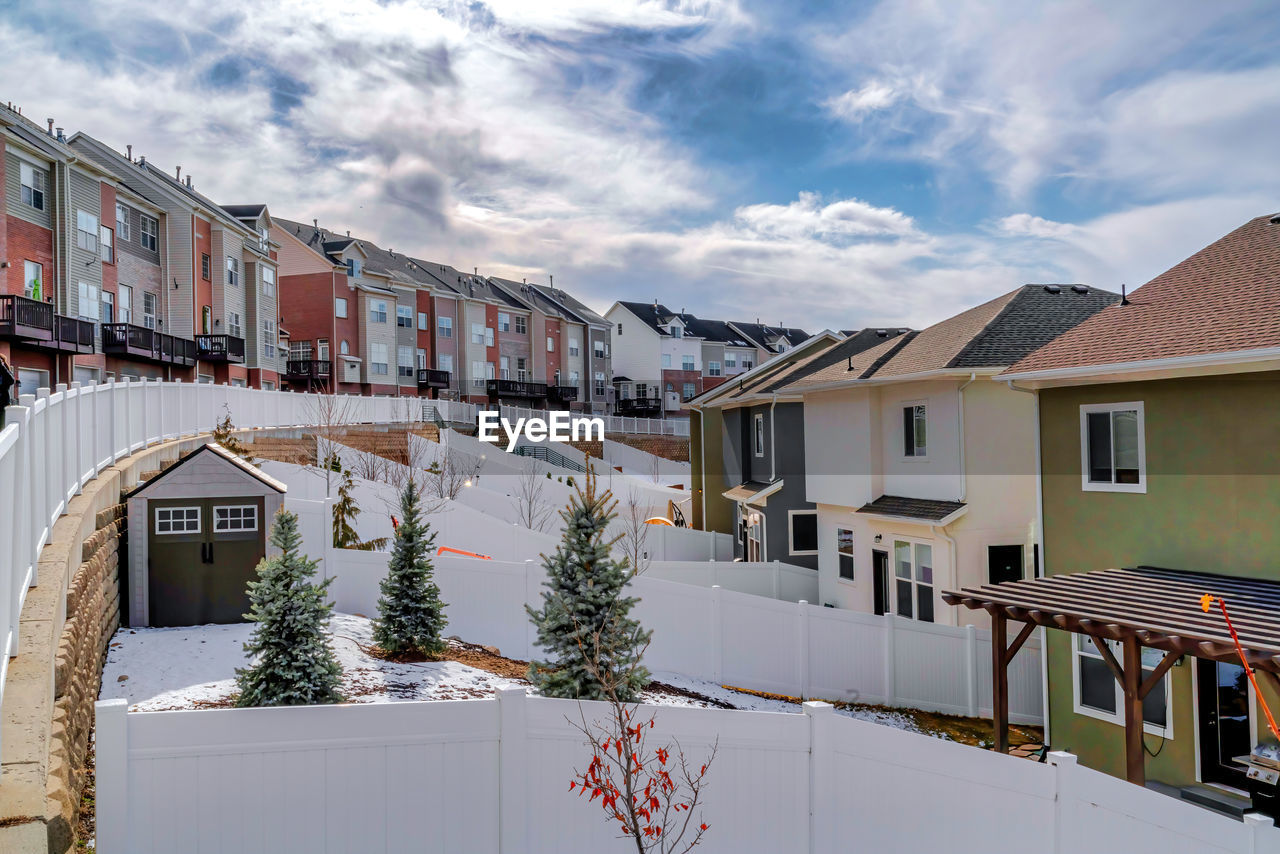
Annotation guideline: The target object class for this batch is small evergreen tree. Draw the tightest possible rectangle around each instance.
[212,404,253,461]
[373,479,448,657]
[527,470,651,701]
[331,460,389,551]
[236,510,343,707]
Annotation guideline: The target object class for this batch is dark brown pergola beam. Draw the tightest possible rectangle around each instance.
[990,615,1039,755]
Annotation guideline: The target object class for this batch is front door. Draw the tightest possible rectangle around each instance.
[1198,658,1251,787]
[148,498,266,626]
[872,549,890,616]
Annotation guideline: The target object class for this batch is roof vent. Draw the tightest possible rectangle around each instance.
[1043,285,1061,294]
[1070,285,1089,294]
[1271,213,1280,224]
[56,128,65,142]
[175,165,182,180]
[875,328,887,337]
[126,144,132,161]
[185,175,192,188]
[46,118,54,136]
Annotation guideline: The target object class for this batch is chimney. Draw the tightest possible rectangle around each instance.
[55,128,64,142]
[46,118,54,136]
[474,267,478,275]
[185,175,192,188]
[126,144,132,161]
[176,165,182,181]
[346,230,350,237]
[313,218,318,229]
[139,155,146,166]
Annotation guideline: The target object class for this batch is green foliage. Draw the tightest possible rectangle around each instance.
[373,480,448,657]
[331,458,389,551]
[236,510,343,707]
[526,472,651,701]
[211,404,253,461]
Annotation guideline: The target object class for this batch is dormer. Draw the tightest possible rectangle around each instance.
[667,318,685,338]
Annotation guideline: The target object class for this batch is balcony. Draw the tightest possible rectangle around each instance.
[285,359,332,383]
[547,384,579,403]
[0,294,55,344]
[101,323,197,367]
[51,315,96,354]
[417,368,451,390]
[616,396,662,415]
[485,379,547,399]
[195,334,245,363]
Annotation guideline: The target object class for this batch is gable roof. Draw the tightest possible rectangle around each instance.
[689,330,845,407]
[615,301,682,336]
[126,443,287,498]
[728,321,810,352]
[1003,214,1280,380]
[531,284,609,327]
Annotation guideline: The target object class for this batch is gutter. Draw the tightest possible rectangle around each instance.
[957,372,976,502]
[998,346,1280,385]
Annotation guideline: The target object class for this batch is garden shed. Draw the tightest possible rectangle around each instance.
[125,443,287,627]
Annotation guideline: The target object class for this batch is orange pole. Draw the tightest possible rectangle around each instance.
[1204,595,1280,741]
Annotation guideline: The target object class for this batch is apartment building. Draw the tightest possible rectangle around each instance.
[527,282,612,414]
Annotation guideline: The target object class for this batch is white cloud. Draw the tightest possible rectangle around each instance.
[825,81,898,120]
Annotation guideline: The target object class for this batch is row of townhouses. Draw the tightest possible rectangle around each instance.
[0,102,614,411]
[606,300,810,415]
[692,212,1280,795]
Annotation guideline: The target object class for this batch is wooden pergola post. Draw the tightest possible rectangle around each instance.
[992,613,1009,754]
[1122,638,1145,786]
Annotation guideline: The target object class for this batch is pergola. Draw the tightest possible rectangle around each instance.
[943,566,1280,785]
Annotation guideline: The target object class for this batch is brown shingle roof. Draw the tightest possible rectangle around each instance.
[873,289,1021,378]
[781,332,913,390]
[1006,214,1280,376]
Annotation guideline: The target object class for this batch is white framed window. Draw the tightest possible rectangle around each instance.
[837,528,854,580]
[1073,635,1171,736]
[397,305,413,328]
[100,226,113,263]
[707,360,722,377]
[226,256,239,286]
[262,266,276,298]
[118,284,132,323]
[155,506,201,534]
[20,162,47,210]
[23,261,42,300]
[228,311,242,338]
[346,258,362,277]
[1080,402,1146,493]
[398,345,414,378]
[290,340,313,360]
[471,322,485,345]
[594,339,605,358]
[335,297,348,318]
[569,338,580,357]
[662,353,672,368]
[214,505,258,532]
[595,372,606,397]
[485,361,495,380]
[340,340,350,355]
[438,353,453,372]
[418,311,428,331]
[438,316,452,337]
[753,413,765,457]
[498,312,510,332]
[76,211,99,253]
[726,352,737,368]
[139,214,158,252]
[263,320,277,359]
[682,382,695,400]
[77,281,100,322]
[100,290,114,324]
[370,300,388,324]
[892,539,934,622]
[517,357,527,381]
[788,510,818,556]
[318,339,330,361]
[499,355,510,379]
[115,203,130,241]
[514,315,527,334]
[903,403,927,458]
[547,336,555,352]
[743,358,753,369]
[682,354,695,371]
[485,327,495,347]
[416,348,426,370]
[371,343,389,375]
[142,292,157,330]
[262,381,274,391]
[568,370,580,386]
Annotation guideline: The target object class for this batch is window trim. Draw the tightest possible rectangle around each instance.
[335,297,348,318]
[753,413,765,457]
[1079,401,1147,494]
[155,506,201,535]
[139,214,159,252]
[787,509,819,557]
[890,537,935,623]
[1071,634,1173,737]
[902,400,928,460]
[836,526,855,582]
[213,505,259,533]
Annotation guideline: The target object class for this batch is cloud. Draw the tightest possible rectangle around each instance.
[733,192,917,241]
[824,81,898,120]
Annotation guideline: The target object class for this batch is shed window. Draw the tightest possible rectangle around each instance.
[155,506,201,534]
[214,505,258,532]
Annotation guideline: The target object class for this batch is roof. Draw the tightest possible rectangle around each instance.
[125,443,287,498]
[276,218,439,288]
[616,301,682,336]
[779,330,917,391]
[531,284,608,326]
[678,316,755,348]
[691,331,846,406]
[856,495,967,524]
[729,321,810,352]
[221,204,267,219]
[1005,214,1280,378]
[944,565,1280,672]
[722,480,783,506]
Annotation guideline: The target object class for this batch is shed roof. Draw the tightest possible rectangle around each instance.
[126,444,287,498]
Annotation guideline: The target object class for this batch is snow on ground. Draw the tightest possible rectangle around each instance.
[100,613,929,737]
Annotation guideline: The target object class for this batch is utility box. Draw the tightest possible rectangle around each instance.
[125,443,287,627]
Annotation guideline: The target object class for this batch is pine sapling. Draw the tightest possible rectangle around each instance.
[236,510,343,707]
[331,459,389,551]
[373,479,448,658]
[211,404,253,461]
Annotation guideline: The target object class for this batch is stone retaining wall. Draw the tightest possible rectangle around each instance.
[606,433,690,462]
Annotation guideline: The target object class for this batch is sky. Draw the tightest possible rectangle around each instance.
[2,0,1278,331]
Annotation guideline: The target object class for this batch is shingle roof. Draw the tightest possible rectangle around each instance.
[533,285,609,326]
[678,316,755,347]
[729,320,810,351]
[781,330,917,390]
[856,495,966,523]
[617,301,680,335]
[222,204,267,219]
[1006,214,1280,376]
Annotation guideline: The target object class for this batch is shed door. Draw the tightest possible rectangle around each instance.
[148,498,266,626]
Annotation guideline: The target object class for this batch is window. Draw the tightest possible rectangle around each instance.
[662,354,672,368]
[486,362,495,379]
[115,204,130,241]
[707,361,722,377]
[371,343,389,375]
[263,320,277,359]
[988,545,1024,585]
[202,305,212,335]
[486,327,495,346]
[682,382,696,400]
[594,339,605,358]
[500,355,510,379]
[416,348,426,370]
[20,162,46,210]
[318,339,330,361]
[837,528,855,580]
[438,316,452,337]
[903,404,927,457]
[1074,635,1170,733]
[547,336,555,352]
[118,284,132,323]
[398,345,414,378]
[340,340,350,355]
[418,311,428,331]
[155,506,200,534]
[258,226,270,253]
[1081,402,1145,493]
[754,413,765,457]
[471,323,485,345]
[228,311,242,338]
[726,353,737,368]
[100,290,114,325]
[617,322,622,335]
[346,258,362,278]
[682,355,695,371]
[142,292,157,330]
[471,360,486,388]
[262,266,276,298]
[788,510,818,556]
[335,297,348,318]
[568,370,580,386]
[290,341,313,360]
[17,367,49,397]
[77,282,100,322]
[498,312,510,332]
[514,315,526,334]
[569,338,580,357]
[23,261,42,300]
[76,211,99,253]
[893,540,934,622]
[670,325,683,338]
[517,357,527,381]
[100,226,113,263]
[201,254,211,281]
[636,383,647,398]
[438,354,453,372]
[370,300,388,323]
[226,256,239,286]
[742,358,753,369]
[214,505,258,532]
[397,305,413,328]
[595,372,606,397]
[139,215,158,251]
[262,381,275,391]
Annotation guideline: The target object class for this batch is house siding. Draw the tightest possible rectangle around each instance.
[4,149,53,230]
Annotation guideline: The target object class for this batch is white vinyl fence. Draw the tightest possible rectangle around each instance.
[0,378,428,762]
[318,549,1041,722]
[428,400,688,437]
[95,690,1279,854]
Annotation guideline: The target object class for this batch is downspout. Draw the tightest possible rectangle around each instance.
[769,393,778,483]
[957,372,976,501]
[1006,378,1050,744]
[931,523,958,623]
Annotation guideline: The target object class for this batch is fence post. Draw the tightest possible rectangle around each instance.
[965,623,979,718]
[1245,812,1276,854]
[497,687,528,853]
[524,560,539,660]
[711,585,723,683]
[798,600,811,700]
[70,382,84,493]
[1049,751,1078,854]
[883,614,897,707]
[95,699,129,854]
[804,701,834,854]
[773,559,781,600]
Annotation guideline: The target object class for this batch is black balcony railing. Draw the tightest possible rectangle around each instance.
[52,315,95,354]
[617,396,662,414]
[547,384,579,402]
[101,323,196,367]
[285,359,332,382]
[417,368,451,389]
[0,294,55,343]
[485,378,548,399]
[195,334,245,363]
